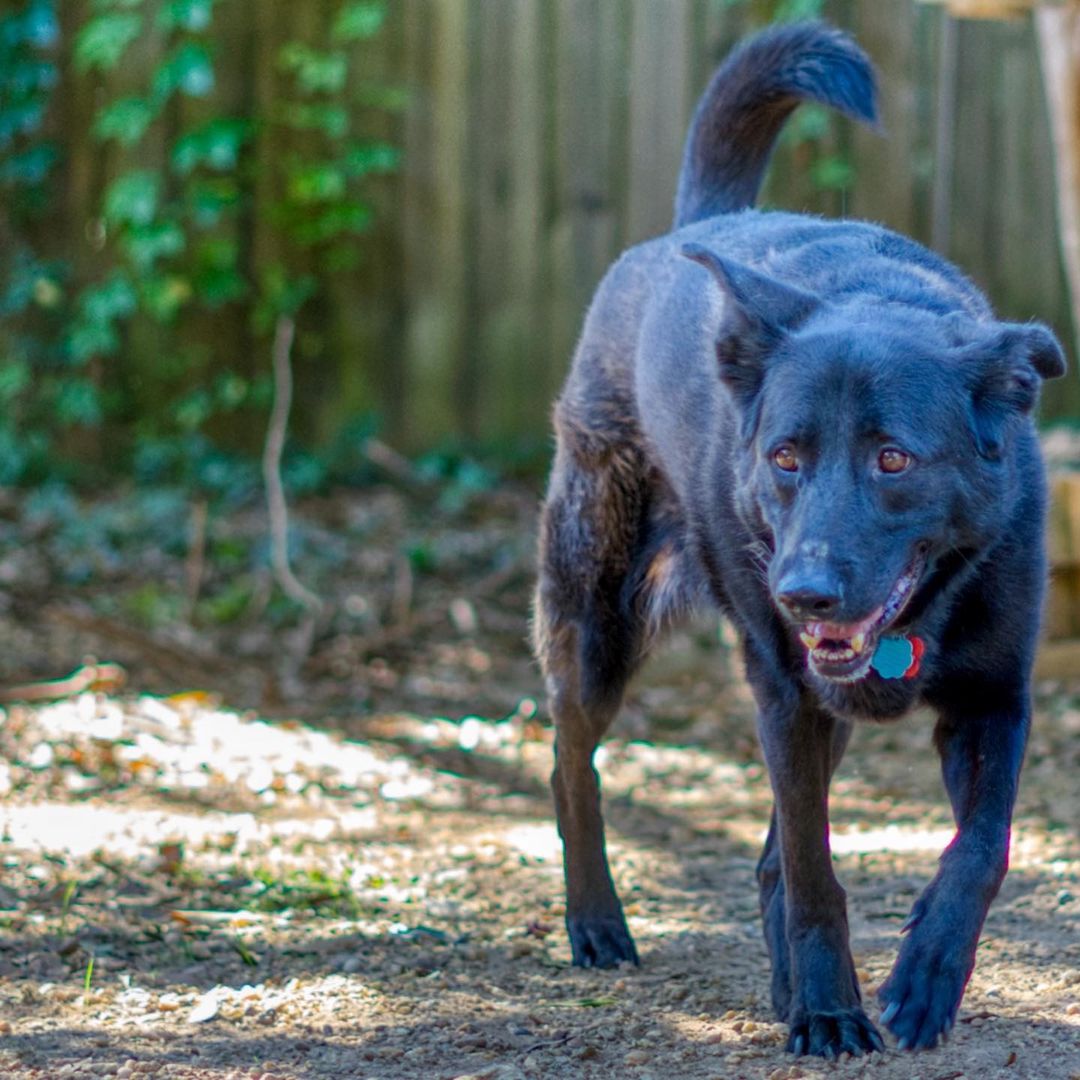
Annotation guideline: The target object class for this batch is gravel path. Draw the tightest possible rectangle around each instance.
[0,649,1078,1080]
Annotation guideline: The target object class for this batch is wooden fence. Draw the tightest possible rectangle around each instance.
[37,1,1080,455]
[353,0,1078,454]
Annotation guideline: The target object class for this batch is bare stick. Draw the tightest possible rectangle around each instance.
[184,498,208,622]
[263,313,321,612]
[0,659,126,703]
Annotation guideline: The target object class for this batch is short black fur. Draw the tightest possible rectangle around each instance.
[534,21,1066,1059]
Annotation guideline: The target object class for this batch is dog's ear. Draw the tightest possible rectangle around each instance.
[681,243,819,404]
[966,321,1066,460]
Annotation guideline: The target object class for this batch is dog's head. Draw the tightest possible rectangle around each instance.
[683,242,1066,683]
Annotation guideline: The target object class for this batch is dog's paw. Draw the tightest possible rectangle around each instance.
[786,1006,885,1058]
[877,916,972,1050]
[566,912,639,968]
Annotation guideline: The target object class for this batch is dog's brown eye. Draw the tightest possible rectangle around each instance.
[773,446,799,472]
[879,448,912,474]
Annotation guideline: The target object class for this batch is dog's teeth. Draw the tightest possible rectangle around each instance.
[800,631,821,650]
[851,632,866,654]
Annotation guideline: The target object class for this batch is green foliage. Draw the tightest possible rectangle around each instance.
[771,0,827,20]
[720,0,826,19]
[158,0,216,34]
[333,1,386,42]
[74,12,142,74]
[0,0,397,486]
[249,865,364,917]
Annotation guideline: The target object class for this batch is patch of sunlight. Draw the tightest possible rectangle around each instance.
[0,802,378,860]
[830,824,955,854]
[503,822,562,862]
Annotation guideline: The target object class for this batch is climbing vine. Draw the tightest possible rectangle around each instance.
[0,0,398,487]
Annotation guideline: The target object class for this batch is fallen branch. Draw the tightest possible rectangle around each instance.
[0,659,127,703]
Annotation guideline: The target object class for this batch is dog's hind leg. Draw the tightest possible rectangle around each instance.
[757,716,853,1021]
[534,421,652,969]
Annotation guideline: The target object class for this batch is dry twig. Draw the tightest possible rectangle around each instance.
[262,313,321,613]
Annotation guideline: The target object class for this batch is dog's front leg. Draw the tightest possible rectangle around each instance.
[757,717,854,1022]
[878,692,1029,1050]
[756,685,884,1058]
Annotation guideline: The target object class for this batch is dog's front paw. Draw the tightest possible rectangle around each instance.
[566,911,639,968]
[877,917,973,1049]
[786,1006,885,1058]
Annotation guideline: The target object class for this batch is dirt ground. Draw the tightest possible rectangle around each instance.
[0,482,1078,1079]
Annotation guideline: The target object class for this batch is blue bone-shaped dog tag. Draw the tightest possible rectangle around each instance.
[871,636,916,679]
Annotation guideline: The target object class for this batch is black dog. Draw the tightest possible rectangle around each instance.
[533,22,1065,1058]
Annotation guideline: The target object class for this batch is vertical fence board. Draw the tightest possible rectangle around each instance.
[400,0,469,446]
[848,2,918,234]
[474,0,549,448]
[625,0,694,244]
[947,20,997,295]
[547,0,628,400]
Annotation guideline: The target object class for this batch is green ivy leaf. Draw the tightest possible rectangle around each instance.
[256,265,315,326]
[153,41,214,101]
[0,99,48,150]
[172,117,251,174]
[55,379,103,427]
[141,274,193,320]
[67,322,117,364]
[93,97,155,145]
[186,177,240,227]
[104,170,159,227]
[32,275,62,309]
[784,103,830,145]
[68,272,136,363]
[278,102,348,139]
[195,264,247,307]
[174,387,212,430]
[291,202,371,246]
[278,43,347,95]
[0,359,30,403]
[74,12,142,74]
[0,143,57,184]
[287,162,346,204]
[195,234,238,268]
[80,272,137,325]
[344,140,399,176]
[775,0,827,21]
[158,0,215,32]
[809,155,854,192]
[193,237,246,306]
[21,3,59,48]
[123,220,186,271]
[333,1,386,42]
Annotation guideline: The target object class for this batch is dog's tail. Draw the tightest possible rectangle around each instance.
[673,22,878,228]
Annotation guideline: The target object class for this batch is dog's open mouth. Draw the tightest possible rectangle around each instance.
[798,556,925,683]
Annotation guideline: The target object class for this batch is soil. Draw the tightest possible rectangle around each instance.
[0,481,1078,1079]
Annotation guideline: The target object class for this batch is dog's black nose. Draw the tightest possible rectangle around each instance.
[776,573,843,620]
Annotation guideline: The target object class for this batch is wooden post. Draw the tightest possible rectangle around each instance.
[1036,2,1080,367]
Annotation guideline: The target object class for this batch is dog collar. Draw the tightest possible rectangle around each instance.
[870,634,924,679]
